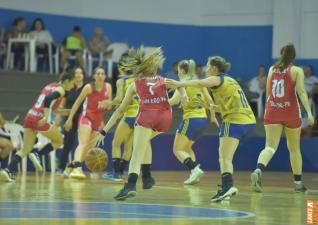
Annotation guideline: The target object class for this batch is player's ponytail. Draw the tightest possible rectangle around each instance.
[274,43,296,71]
[178,60,189,74]
[120,46,165,78]
[188,59,196,76]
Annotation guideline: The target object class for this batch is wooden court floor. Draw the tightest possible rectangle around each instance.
[0,171,317,225]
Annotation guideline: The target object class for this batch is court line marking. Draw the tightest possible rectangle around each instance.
[0,201,255,220]
[154,184,314,198]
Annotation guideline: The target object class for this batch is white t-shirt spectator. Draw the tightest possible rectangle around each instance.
[29,30,53,44]
[249,77,265,95]
[304,76,318,94]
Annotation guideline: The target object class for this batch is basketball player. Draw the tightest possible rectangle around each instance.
[169,59,219,185]
[167,56,256,202]
[103,63,138,181]
[0,113,15,168]
[251,43,314,193]
[64,67,112,179]
[0,72,76,182]
[97,47,187,200]
[28,66,87,172]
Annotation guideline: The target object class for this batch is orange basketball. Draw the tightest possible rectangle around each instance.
[85,147,108,172]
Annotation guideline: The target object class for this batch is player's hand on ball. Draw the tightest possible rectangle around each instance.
[96,130,106,146]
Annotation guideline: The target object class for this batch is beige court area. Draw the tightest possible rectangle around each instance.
[0,171,316,225]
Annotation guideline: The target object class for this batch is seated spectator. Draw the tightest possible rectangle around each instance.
[29,18,55,71]
[248,65,267,115]
[304,65,318,136]
[60,26,86,71]
[304,65,318,97]
[5,17,27,70]
[88,27,110,56]
[248,65,266,98]
[0,113,15,168]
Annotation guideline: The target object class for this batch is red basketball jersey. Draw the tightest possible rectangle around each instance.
[264,65,301,121]
[134,75,170,111]
[27,82,62,119]
[82,83,110,125]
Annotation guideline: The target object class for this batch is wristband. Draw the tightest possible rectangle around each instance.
[100,130,107,136]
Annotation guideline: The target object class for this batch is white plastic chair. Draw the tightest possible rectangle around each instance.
[58,47,88,73]
[87,51,103,77]
[3,123,26,172]
[34,41,54,73]
[103,42,129,78]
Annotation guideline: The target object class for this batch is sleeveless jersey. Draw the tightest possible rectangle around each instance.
[82,83,110,124]
[27,82,62,119]
[135,75,170,111]
[122,76,139,117]
[182,81,207,119]
[211,74,255,124]
[264,65,301,121]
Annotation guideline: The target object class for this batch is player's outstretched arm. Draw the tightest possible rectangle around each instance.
[295,67,315,126]
[101,83,136,135]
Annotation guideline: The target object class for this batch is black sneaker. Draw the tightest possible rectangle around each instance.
[142,176,155,189]
[114,183,137,200]
[0,168,15,182]
[251,171,263,192]
[211,185,238,202]
[295,183,308,193]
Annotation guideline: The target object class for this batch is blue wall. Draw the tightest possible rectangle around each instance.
[0,8,275,79]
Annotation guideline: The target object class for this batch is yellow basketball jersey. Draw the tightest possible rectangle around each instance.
[182,78,207,119]
[211,74,256,124]
[122,76,139,117]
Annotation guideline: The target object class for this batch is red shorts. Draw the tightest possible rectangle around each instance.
[78,115,102,131]
[264,117,301,129]
[23,114,50,131]
[135,109,172,132]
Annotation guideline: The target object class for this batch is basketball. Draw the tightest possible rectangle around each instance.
[85,147,108,172]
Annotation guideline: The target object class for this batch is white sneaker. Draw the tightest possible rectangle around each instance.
[28,152,43,172]
[184,165,204,185]
[63,166,73,178]
[69,167,86,179]
[0,169,15,182]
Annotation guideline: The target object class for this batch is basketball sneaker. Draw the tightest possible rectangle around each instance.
[210,185,238,202]
[69,167,86,179]
[184,165,204,185]
[114,183,137,200]
[0,169,15,182]
[102,172,123,181]
[295,182,308,193]
[63,163,74,178]
[28,150,43,172]
[142,176,155,189]
[250,170,263,192]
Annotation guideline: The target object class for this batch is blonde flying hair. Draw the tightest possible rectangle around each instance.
[120,46,165,78]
